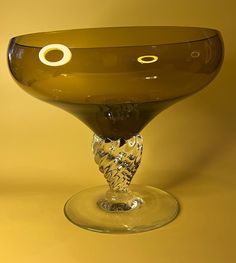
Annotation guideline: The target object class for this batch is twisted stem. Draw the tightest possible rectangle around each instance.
[92,134,144,211]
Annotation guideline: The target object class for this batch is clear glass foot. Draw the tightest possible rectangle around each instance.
[64,134,179,233]
[64,185,179,233]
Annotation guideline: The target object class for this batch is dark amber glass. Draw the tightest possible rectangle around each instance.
[8,27,223,139]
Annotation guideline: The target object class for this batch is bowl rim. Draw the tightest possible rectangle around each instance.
[10,26,222,49]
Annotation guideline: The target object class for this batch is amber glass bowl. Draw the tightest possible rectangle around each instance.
[8,26,224,233]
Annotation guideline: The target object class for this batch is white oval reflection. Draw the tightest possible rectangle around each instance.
[39,44,72,66]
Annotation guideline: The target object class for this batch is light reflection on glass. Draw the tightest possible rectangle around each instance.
[191,51,200,58]
[145,76,158,80]
[16,48,24,59]
[39,44,72,66]
[137,55,158,64]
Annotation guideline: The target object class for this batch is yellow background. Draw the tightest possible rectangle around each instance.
[0,0,235,262]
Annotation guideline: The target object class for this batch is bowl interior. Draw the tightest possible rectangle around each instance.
[14,26,218,49]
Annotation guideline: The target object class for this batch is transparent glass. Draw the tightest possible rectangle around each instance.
[8,26,224,233]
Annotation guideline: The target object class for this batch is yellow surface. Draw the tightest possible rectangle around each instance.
[0,0,235,262]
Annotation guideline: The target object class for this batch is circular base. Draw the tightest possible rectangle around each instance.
[64,185,179,234]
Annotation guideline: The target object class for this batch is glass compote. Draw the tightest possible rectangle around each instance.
[8,26,224,233]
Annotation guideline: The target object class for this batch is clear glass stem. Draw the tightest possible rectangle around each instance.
[92,134,144,212]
